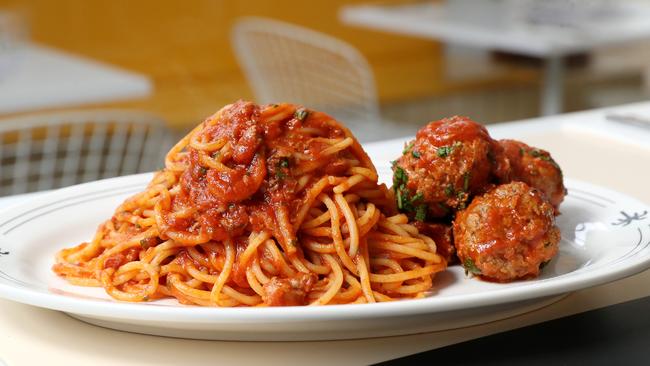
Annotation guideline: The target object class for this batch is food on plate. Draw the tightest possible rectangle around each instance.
[412,221,455,264]
[392,116,509,219]
[453,182,560,282]
[499,139,566,214]
[53,101,446,306]
[391,115,564,282]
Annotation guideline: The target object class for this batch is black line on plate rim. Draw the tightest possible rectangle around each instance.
[568,194,608,208]
[2,188,141,235]
[568,187,616,204]
[0,182,145,229]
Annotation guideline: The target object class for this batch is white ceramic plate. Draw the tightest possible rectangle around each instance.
[0,166,649,340]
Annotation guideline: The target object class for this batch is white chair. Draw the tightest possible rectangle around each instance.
[0,110,173,196]
[231,17,406,142]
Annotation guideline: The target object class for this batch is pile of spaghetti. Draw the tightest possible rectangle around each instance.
[53,101,446,306]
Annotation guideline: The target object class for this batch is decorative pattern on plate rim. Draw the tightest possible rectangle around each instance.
[612,210,648,227]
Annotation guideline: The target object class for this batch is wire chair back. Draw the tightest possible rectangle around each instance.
[231,16,382,127]
[0,110,173,196]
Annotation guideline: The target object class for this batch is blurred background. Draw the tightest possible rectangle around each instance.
[1,0,650,195]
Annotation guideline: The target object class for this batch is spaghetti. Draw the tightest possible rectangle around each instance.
[53,101,446,306]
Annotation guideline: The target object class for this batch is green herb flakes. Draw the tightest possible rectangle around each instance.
[463,258,481,275]
[444,185,455,197]
[415,204,427,222]
[402,141,415,155]
[294,108,309,121]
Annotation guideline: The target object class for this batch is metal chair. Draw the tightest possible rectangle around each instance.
[231,17,406,142]
[0,109,173,196]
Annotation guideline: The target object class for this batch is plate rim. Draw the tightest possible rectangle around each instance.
[0,173,649,323]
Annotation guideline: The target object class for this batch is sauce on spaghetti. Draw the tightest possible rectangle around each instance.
[53,101,445,307]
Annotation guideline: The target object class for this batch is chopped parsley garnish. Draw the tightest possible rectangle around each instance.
[392,166,423,213]
[411,150,421,159]
[463,258,482,275]
[436,146,453,158]
[402,141,414,155]
[294,108,309,121]
[529,148,553,162]
[414,204,427,222]
[393,166,408,187]
[519,147,525,156]
[199,167,208,175]
[436,141,462,158]
[444,185,455,197]
[275,157,291,179]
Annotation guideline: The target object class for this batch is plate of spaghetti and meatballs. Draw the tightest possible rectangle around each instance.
[0,101,649,341]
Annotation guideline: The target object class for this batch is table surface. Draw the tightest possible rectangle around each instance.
[1,102,650,365]
[0,44,152,115]
[340,2,650,57]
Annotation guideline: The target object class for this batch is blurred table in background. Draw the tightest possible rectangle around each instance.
[340,1,650,116]
[0,44,152,115]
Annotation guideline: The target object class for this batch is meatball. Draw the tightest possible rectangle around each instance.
[499,139,566,214]
[393,116,509,218]
[453,182,560,282]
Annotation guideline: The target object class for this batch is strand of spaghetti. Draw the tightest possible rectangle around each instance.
[221,285,261,306]
[189,134,226,152]
[393,277,433,294]
[259,103,295,122]
[372,291,395,302]
[293,252,330,275]
[356,255,375,303]
[370,258,404,273]
[321,137,353,156]
[246,266,266,297]
[396,222,419,236]
[378,217,412,237]
[65,277,101,287]
[100,262,159,301]
[335,193,360,257]
[309,254,344,306]
[238,231,271,272]
[210,239,234,306]
[293,176,332,228]
[164,230,210,245]
[301,210,332,229]
[367,232,425,244]
[262,239,297,277]
[349,166,378,182]
[273,205,296,254]
[302,240,336,254]
[321,194,358,275]
[198,150,232,172]
[370,265,442,283]
[371,242,442,262]
[186,246,211,267]
[251,257,270,284]
[65,227,106,263]
[333,174,365,194]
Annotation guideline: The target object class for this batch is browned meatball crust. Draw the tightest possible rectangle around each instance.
[499,139,566,214]
[453,182,560,282]
[393,116,509,219]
